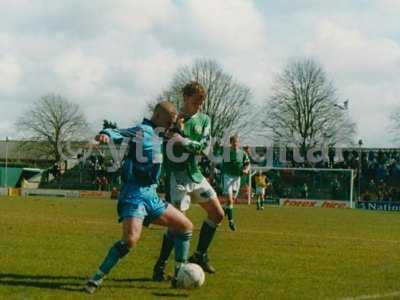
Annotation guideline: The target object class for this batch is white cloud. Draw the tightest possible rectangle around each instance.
[304,19,400,146]
[374,0,400,11]
[109,0,177,32]
[343,82,400,147]
[177,0,273,102]
[53,48,107,97]
[306,20,400,79]
[0,120,14,138]
[186,0,267,53]
[0,0,271,138]
[0,1,399,148]
[0,55,21,90]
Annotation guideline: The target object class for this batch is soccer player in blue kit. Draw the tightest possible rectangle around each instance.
[84,101,193,293]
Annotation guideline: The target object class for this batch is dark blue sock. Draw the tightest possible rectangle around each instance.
[98,240,130,275]
[225,207,233,221]
[155,230,175,266]
[196,219,217,255]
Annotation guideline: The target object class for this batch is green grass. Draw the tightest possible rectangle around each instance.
[1,196,400,300]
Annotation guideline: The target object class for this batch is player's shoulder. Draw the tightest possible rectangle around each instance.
[239,148,249,157]
[138,119,156,135]
[139,123,153,134]
[195,112,211,123]
[135,121,160,144]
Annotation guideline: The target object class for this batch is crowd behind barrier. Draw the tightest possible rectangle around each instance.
[209,147,400,202]
[33,146,400,203]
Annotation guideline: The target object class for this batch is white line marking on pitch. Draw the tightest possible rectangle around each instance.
[339,290,400,300]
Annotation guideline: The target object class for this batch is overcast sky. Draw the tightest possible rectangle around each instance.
[0,0,399,147]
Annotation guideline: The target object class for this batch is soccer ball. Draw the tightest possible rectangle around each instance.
[176,263,205,289]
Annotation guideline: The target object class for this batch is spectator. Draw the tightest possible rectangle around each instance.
[111,187,119,199]
[328,147,335,168]
[51,163,60,179]
[301,183,309,199]
[362,191,372,201]
[331,177,341,199]
[376,164,388,184]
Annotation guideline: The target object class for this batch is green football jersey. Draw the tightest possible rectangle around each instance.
[222,148,250,177]
[163,112,211,183]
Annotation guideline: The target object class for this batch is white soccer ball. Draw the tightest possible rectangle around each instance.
[176,263,205,289]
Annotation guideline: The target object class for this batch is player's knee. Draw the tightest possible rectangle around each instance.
[216,211,224,224]
[114,240,131,258]
[124,234,140,249]
[125,238,137,249]
[211,209,224,224]
[176,218,193,233]
[185,219,193,232]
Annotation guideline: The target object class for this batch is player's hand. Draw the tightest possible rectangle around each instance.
[164,129,175,140]
[169,133,186,145]
[243,167,250,175]
[95,134,110,144]
[176,113,185,131]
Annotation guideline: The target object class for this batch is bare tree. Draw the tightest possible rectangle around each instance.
[262,58,356,151]
[16,94,89,162]
[150,59,254,141]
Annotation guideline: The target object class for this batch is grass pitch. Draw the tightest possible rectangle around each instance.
[0,196,399,300]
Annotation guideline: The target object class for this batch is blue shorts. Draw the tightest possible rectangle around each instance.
[117,183,168,225]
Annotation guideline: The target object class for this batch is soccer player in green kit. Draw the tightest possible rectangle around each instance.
[152,81,225,280]
[221,135,250,231]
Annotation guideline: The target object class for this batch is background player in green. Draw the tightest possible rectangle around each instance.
[153,81,225,280]
[84,101,193,293]
[221,135,250,230]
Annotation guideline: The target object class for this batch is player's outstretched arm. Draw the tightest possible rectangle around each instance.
[98,127,139,145]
